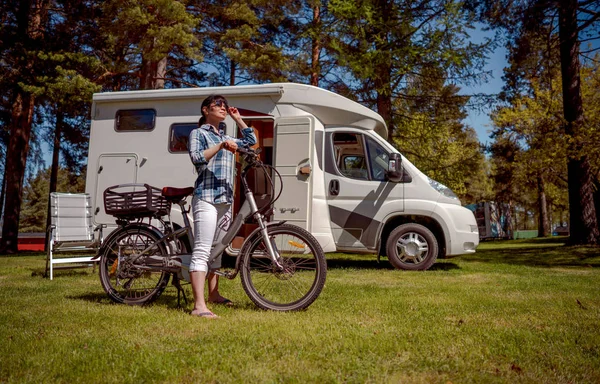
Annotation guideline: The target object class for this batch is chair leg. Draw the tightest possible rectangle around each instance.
[46,229,54,280]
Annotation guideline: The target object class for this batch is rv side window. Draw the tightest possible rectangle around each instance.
[333,132,369,180]
[365,136,389,181]
[115,109,156,131]
[169,123,196,153]
[333,132,391,181]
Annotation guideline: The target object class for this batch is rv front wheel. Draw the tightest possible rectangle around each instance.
[386,223,438,271]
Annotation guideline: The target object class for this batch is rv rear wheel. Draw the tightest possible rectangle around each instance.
[386,223,438,271]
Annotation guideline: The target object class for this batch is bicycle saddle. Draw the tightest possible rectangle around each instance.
[161,186,194,202]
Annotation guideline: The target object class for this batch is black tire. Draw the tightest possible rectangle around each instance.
[386,223,438,271]
[99,226,170,305]
[239,224,326,311]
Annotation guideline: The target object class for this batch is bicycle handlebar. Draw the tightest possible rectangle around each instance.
[237,145,258,156]
[236,145,282,213]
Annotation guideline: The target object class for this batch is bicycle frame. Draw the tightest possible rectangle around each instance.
[106,149,284,283]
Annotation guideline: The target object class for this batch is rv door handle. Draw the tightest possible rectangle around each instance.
[299,166,311,175]
[329,179,340,196]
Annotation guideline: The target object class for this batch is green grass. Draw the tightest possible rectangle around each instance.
[1,237,599,383]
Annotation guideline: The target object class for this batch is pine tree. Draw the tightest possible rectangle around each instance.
[393,67,488,201]
[98,0,202,90]
[327,0,492,143]
[472,0,600,244]
[192,0,299,85]
[0,0,50,253]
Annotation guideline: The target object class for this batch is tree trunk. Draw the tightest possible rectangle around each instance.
[0,92,35,253]
[0,176,5,230]
[374,0,394,143]
[44,110,62,251]
[0,0,45,253]
[310,3,321,86]
[378,91,394,143]
[595,178,600,230]
[230,60,236,86]
[558,0,599,244]
[140,56,167,89]
[374,36,393,142]
[537,172,550,237]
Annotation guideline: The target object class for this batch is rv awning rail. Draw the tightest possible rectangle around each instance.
[93,84,285,103]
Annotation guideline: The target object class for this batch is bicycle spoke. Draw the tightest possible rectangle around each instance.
[240,225,326,310]
[99,227,170,305]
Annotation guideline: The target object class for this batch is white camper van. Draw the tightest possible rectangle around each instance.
[86,83,479,270]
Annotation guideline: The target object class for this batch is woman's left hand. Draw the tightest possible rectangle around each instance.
[228,107,241,120]
[228,106,248,129]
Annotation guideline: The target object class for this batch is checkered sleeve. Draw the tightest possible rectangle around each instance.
[189,128,208,174]
[235,127,257,148]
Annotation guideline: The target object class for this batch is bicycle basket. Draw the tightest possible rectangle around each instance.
[104,183,170,219]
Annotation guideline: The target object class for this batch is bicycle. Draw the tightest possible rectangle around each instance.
[96,147,327,311]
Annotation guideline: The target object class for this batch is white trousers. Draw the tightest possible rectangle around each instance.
[189,196,232,273]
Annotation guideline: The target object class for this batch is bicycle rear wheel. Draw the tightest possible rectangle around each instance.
[239,224,326,311]
[99,226,170,305]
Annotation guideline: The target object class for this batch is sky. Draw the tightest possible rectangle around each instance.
[461,28,509,146]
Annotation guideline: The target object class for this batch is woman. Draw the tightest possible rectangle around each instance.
[188,95,256,318]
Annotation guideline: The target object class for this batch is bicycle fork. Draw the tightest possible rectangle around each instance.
[210,191,284,280]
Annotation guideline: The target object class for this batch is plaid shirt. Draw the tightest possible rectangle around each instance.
[189,124,256,204]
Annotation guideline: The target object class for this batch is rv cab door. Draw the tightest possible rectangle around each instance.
[324,129,403,250]
[272,116,314,230]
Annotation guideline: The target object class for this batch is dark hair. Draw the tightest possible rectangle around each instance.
[198,94,228,126]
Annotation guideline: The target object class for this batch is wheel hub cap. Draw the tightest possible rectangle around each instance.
[396,232,429,264]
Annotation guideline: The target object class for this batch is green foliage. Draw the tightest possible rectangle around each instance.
[197,0,300,85]
[393,69,489,202]
[323,0,492,201]
[327,0,492,102]
[579,59,600,175]
[2,240,600,382]
[473,0,600,243]
[99,0,201,89]
[490,79,569,229]
[19,167,86,233]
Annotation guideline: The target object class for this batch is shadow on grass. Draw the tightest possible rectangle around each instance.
[464,237,600,268]
[325,256,460,271]
[30,268,94,278]
[67,292,111,303]
[326,258,394,270]
[67,279,264,312]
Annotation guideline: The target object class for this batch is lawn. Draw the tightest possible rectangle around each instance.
[1,237,599,383]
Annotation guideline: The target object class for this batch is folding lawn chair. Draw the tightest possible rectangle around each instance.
[45,192,104,280]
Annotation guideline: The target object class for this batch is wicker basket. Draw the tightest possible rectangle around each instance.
[104,184,170,219]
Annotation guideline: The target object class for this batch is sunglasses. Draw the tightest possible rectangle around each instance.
[212,99,228,109]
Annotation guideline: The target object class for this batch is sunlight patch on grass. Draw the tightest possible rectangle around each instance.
[2,240,600,383]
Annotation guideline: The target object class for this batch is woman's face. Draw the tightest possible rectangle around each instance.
[203,99,228,123]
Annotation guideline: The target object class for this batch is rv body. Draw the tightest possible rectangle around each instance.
[86,83,478,264]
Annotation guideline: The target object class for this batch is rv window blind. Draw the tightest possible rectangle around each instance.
[115,109,156,131]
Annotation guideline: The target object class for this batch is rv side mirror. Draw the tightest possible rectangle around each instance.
[387,153,403,182]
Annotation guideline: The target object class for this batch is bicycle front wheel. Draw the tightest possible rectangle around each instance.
[99,226,170,305]
[239,224,326,311]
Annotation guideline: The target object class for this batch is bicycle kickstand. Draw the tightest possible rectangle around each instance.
[172,275,188,308]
